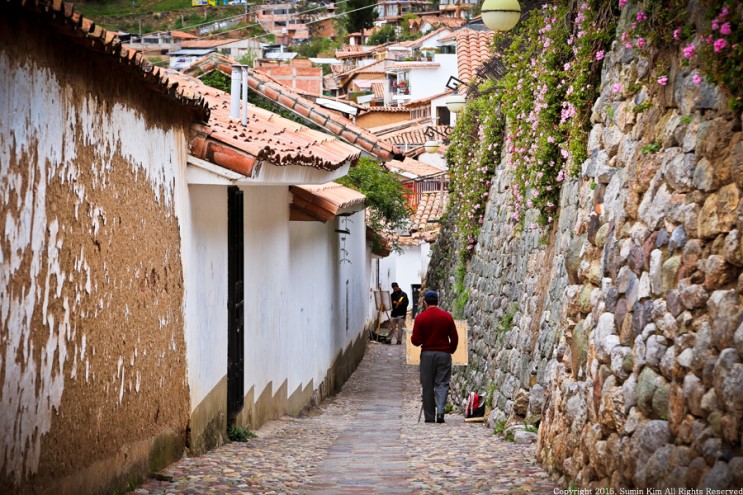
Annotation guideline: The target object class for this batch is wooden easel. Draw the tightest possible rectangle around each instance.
[373,290,391,342]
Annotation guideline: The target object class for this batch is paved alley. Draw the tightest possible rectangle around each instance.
[131,340,558,495]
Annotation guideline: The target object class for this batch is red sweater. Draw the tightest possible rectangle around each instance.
[411,306,459,354]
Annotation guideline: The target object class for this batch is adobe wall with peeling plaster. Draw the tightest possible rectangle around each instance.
[0,15,192,494]
[427,9,742,491]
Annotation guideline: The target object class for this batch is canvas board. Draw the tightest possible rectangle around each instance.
[373,290,392,310]
[405,320,468,366]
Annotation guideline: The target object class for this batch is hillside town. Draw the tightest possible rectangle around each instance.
[2,0,742,493]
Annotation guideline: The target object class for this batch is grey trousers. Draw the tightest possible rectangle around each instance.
[389,316,405,343]
[419,351,452,422]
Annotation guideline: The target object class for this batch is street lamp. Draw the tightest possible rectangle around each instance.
[424,140,440,154]
[481,0,521,33]
[445,94,466,114]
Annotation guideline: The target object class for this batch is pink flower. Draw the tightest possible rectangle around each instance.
[657,75,668,86]
[637,37,647,48]
[683,43,696,59]
[636,11,647,21]
[673,28,681,40]
[596,50,605,60]
[619,0,628,7]
[612,83,622,93]
[720,22,732,35]
[530,223,537,230]
[712,20,719,31]
[621,32,629,42]
[692,73,702,85]
[625,42,633,49]
[719,7,729,18]
[714,38,728,52]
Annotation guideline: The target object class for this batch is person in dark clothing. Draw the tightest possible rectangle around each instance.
[411,290,458,423]
[389,282,408,345]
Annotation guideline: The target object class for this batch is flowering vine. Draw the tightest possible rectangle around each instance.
[445,81,504,253]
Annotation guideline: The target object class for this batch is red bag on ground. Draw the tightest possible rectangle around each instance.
[464,392,486,418]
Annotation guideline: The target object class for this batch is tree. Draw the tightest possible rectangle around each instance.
[367,24,396,45]
[344,0,378,41]
[336,157,411,234]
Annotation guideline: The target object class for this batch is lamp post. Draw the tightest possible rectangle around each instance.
[424,140,440,154]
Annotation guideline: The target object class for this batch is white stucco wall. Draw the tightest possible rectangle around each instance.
[379,244,422,299]
[241,187,369,403]
[181,185,229,410]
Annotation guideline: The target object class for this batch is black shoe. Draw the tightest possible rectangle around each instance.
[436,415,445,423]
[425,419,435,423]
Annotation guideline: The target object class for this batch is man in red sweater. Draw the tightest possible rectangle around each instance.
[411,290,458,423]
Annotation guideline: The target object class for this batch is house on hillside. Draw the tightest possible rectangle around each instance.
[407,15,466,35]
[438,0,478,19]
[1,2,376,494]
[375,0,432,24]
[254,58,323,95]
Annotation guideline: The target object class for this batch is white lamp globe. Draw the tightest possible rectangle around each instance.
[445,94,466,113]
[424,140,440,154]
[481,0,521,32]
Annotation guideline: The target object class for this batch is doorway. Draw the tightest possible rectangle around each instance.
[227,186,245,423]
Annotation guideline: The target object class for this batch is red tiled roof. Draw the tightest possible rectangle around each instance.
[164,70,360,175]
[438,28,494,83]
[183,54,403,162]
[7,0,210,121]
[410,189,447,232]
[170,30,198,39]
[182,39,239,49]
[404,89,453,107]
[358,106,411,113]
[248,69,404,161]
[409,16,466,30]
[393,27,449,49]
[367,117,430,136]
[388,62,441,70]
[381,124,451,146]
[371,82,385,99]
[290,182,366,222]
[335,58,391,80]
[387,158,442,178]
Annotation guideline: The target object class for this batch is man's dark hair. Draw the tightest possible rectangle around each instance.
[391,282,399,288]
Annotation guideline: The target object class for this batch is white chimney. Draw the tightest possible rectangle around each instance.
[230,64,249,126]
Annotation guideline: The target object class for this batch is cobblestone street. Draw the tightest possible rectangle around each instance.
[131,339,558,494]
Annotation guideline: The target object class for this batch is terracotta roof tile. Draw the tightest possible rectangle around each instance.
[290,182,366,222]
[404,89,453,107]
[371,82,385,99]
[438,28,494,83]
[170,30,198,39]
[8,0,209,121]
[183,54,403,162]
[167,70,360,175]
[248,69,404,161]
[182,39,239,49]
[382,124,451,146]
[410,189,447,232]
[388,62,441,70]
[388,158,442,178]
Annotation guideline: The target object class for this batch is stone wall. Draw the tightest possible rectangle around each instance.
[428,9,742,491]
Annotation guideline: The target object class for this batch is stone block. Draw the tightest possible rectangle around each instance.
[723,229,743,267]
[638,367,662,417]
[698,183,740,239]
[707,290,743,351]
[660,255,681,294]
[680,283,708,310]
[662,147,695,192]
[683,373,705,417]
